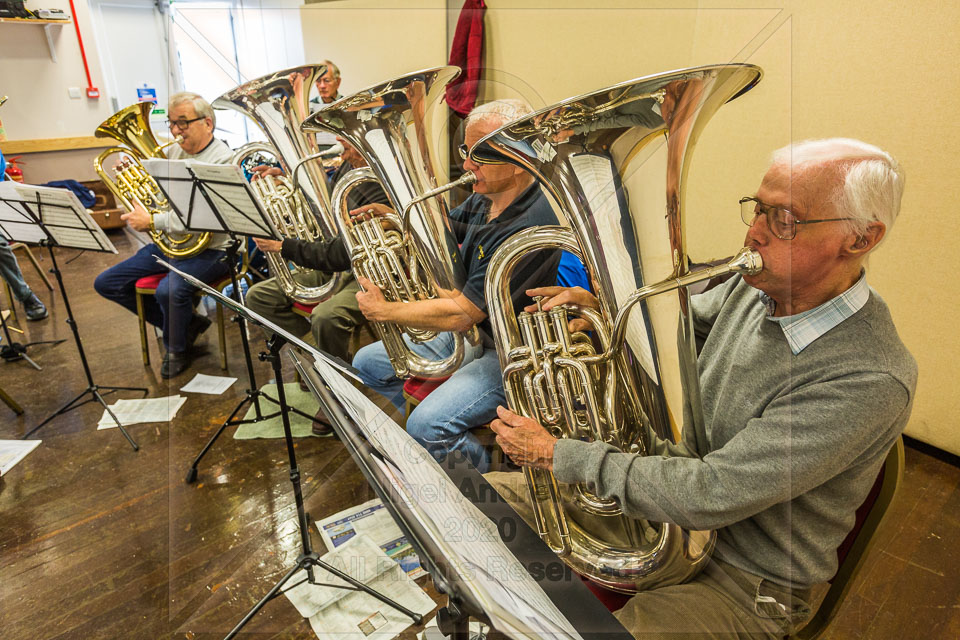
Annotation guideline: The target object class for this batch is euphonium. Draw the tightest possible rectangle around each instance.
[301,66,479,380]
[230,141,328,305]
[214,65,344,304]
[477,64,764,592]
[94,102,212,258]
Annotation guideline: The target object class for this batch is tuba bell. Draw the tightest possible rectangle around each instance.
[477,64,764,592]
[301,66,480,380]
[94,102,212,258]
[213,64,344,305]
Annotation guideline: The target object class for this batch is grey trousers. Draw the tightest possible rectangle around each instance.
[0,236,32,302]
[485,471,814,639]
[245,269,364,362]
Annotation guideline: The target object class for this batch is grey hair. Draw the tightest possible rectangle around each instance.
[169,91,216,128]
[770,138,904,244]
[464,99,533,130]
[322,60,341,79]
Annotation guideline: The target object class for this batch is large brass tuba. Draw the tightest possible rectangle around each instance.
[301,66,479,380]
[94,102,212,258]
[477,64,764,592]
[214,65,344,304]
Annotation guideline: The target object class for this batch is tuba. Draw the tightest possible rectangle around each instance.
[94,102,212,258]
[301,66,480,379]
[477,64,764,592]
[214,65,344,305]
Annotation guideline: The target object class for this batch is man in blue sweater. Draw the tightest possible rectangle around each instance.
[489,138,917,638]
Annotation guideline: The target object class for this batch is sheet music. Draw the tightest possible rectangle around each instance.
[141,158,201,229]
[187,162,279,239]
[308,354,582,640]
[13,184,117,253]
[0,181,47,244]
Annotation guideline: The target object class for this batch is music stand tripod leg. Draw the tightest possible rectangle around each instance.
[222,335,423,639]
[21,242,147,450]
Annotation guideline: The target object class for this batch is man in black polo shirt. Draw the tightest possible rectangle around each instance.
[351,99,561,472]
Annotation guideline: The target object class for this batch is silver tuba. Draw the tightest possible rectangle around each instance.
[301,66,479,379]
[214,65,343,304]
[477,64,764,592]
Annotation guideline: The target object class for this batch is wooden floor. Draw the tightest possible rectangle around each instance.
[1,233,958,639]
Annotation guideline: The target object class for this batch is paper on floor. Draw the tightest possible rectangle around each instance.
[97,395,187,429]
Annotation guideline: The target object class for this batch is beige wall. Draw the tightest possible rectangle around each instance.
[300,0,958,454]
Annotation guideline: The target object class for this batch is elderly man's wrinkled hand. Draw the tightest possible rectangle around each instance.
[250,165,283,181]
[355,275,389,321]
[490,406,557,471]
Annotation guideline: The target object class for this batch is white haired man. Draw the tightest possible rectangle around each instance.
[94,92,234,378]
[488,139,918,638]
[351,99,564,473]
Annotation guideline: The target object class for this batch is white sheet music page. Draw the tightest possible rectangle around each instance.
[0,181,47,244]
[187,162,279,239]
[309,355,582,640]
[142,158,199,230]
[14,184,117,253]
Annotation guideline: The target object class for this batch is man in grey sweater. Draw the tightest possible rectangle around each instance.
[488,138,917,638]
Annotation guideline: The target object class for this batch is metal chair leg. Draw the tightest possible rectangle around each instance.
[135,289,150,366]
[216,303,227,370]
[11,242,53,291]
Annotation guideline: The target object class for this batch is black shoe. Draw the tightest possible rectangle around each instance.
[161,351,192,379]
[23,293,48,321]
[186,314,212,349]
[312,409,334,437]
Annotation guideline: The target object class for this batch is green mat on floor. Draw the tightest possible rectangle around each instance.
[232,382,320,439]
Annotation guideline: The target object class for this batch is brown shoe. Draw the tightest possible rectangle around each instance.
[312,409,334,437]
[298,376,309,393]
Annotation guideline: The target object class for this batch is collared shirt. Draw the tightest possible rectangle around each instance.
[761,271,870,355]
[449,182,561,347]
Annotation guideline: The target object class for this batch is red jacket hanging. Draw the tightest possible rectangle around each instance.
[445,0,486,117]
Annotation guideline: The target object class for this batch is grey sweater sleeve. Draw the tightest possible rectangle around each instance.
[554,370,911,530]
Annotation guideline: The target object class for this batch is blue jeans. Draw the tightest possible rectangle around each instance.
[0,236,32,302]
[93,244,230,353]
[353,332,503,473]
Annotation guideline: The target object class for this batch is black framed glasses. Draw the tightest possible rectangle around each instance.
[457,143,507,165]
[739,197,854,240]
[167,116,205,131]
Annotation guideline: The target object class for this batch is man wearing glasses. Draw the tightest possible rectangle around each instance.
[350,99,564,473]
[94,92,234,378]
[487,139,917,638]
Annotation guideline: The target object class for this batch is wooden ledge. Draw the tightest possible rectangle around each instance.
[0,136,111,154]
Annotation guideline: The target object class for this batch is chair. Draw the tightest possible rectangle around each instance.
[790,436,905,639]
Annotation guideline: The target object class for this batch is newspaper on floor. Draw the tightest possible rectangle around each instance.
[0,439,41,476]
[317,497,427,580]
[97,395,188,430]
[180,373,237,395]
[282,534,436,640]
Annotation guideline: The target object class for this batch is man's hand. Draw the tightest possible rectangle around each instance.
[490,406,558,471]
[121,204,152,232]
[254,237,283,253]
[348,202,395,224]
[250,165,283,181]
[525,286,598,333]
[355,275,390,322]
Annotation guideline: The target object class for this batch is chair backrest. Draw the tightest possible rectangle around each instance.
[791,436,905,640]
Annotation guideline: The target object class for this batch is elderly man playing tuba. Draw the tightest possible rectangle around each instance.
[351,99,564,474]
[489,139,917,638]
[94,92,234,379]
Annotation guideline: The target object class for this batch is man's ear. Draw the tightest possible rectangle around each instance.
[845,222,886,256]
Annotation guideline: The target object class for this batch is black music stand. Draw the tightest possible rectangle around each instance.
[139,159,316,482]
[0,299,65,371]
[153,261,420,639]
[293,349,631,640]
[1,185,148,450]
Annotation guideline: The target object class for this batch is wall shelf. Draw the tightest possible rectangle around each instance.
[0,136,110,154]
[0,17,72,62]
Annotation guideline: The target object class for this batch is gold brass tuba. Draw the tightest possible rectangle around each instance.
[301,66,480,380]
[477,64,764,592]
[213,65,344,305]
[94,102,212,258]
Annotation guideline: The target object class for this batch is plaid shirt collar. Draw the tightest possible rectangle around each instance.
[760,271,869,355]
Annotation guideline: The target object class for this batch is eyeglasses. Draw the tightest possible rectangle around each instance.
[739,197,854,240]
[167,116,205,131]
[457,143,507,165]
